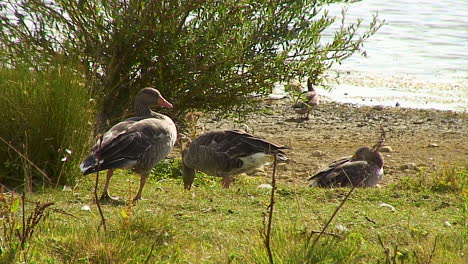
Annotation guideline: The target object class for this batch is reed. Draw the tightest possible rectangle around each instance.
[0,61,95,188]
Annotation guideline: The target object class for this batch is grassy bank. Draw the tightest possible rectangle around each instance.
[2,162,466,263]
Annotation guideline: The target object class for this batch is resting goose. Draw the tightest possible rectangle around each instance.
[80,88,177,202]
[293,78,320,120]
[308,146,384,188]
[182,129,288,189]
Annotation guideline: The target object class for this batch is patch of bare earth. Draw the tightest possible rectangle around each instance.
[193,99,467,187]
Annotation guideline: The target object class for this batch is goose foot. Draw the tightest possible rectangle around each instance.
[131,196,146,204]
[98,193,120,204]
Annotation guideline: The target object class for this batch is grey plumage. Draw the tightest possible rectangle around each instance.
[80,88,177,202]
[309,146,384,188]
[182,129,288,189]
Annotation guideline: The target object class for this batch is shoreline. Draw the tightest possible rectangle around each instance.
[273,70,468,113]
[194,98,468,187]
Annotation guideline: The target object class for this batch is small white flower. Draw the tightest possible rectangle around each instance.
[335,224,349,232]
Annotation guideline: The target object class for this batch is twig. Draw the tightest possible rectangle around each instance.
[427,236,438,264]
[94,135,106,232]
[308,230,341,239]
[373,126,386,151]
[144,239,157,264]
[377,235,391,264]
[262,153,278,264]
[307,183,357,248]
[0,135,52,184]
[21,192,26,251]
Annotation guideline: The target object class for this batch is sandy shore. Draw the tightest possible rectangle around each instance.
[191,98,467,186]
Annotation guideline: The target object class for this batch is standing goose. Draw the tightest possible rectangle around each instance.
[308,146,384,188]
[80,88,177,202]
[182,129,288,190]
[293,78,320,120]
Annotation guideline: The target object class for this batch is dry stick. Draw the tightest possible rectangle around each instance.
[307,183,357,249]
[427,236,438,264]
[21,192,26,251]
[263,152,278,264]
[94,135,107,232]
[377,235,391,264]
[373,126,386,151]
[308,230,341,239]
[144,240,157,264]
[0,135,52,184]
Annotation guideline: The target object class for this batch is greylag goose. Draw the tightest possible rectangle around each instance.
[308,146,384,188]
[182,129,288,190]
[293,78,319,120]
[80,88,177,202]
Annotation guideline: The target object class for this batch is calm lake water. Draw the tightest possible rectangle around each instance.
[290,0,468,112]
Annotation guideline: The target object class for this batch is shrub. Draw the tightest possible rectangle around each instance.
[0,61,95,187]
[0,0,382,128]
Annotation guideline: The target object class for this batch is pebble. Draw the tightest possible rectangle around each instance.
[378,146,393,152]
[379,203,396,212]
[311,150,326,157]
[428,143,439,148]
[335,224,349,232]
[400,163,420,171]
[257,183,273,189]
[443,220,453,228]
[372,105,384,111]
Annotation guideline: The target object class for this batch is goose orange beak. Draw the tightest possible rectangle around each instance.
[158,96,173,108]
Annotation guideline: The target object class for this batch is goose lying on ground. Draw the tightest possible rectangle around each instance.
[182,129,288,189]
[80,88,177,202]
[308,146,384,188]
[293,78,320,120]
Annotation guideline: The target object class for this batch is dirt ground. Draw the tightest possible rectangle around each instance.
[190,98,468,186]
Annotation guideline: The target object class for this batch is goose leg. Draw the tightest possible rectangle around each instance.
[100,169,118,201]
[133,173,148,202]
[222,176,231,188]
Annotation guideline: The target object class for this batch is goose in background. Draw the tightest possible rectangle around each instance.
[308,146,384,188]
[293,78,320,120]
[182,129,288,190]
[80,88,177,202]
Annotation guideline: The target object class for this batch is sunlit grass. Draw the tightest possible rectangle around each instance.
[1,162,462,263]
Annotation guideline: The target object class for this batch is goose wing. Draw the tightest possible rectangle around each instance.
[81,117,175,174]
[310,160,369,187]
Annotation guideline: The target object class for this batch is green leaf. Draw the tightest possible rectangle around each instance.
[10,198,20,213]
[120,209,129,219]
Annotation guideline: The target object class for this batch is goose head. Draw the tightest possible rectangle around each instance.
[135,88,173,116]
[136,87,173,108]
[351,146,384,168]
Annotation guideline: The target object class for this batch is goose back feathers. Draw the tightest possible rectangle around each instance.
[309,146,384,188]
[182,129,288,189]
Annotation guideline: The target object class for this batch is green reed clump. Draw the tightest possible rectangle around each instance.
[0,62,95,188]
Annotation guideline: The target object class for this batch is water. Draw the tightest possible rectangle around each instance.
[283,0,468,112]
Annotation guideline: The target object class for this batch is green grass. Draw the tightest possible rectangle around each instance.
[1,162,466,263]
[0,62,95,187]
